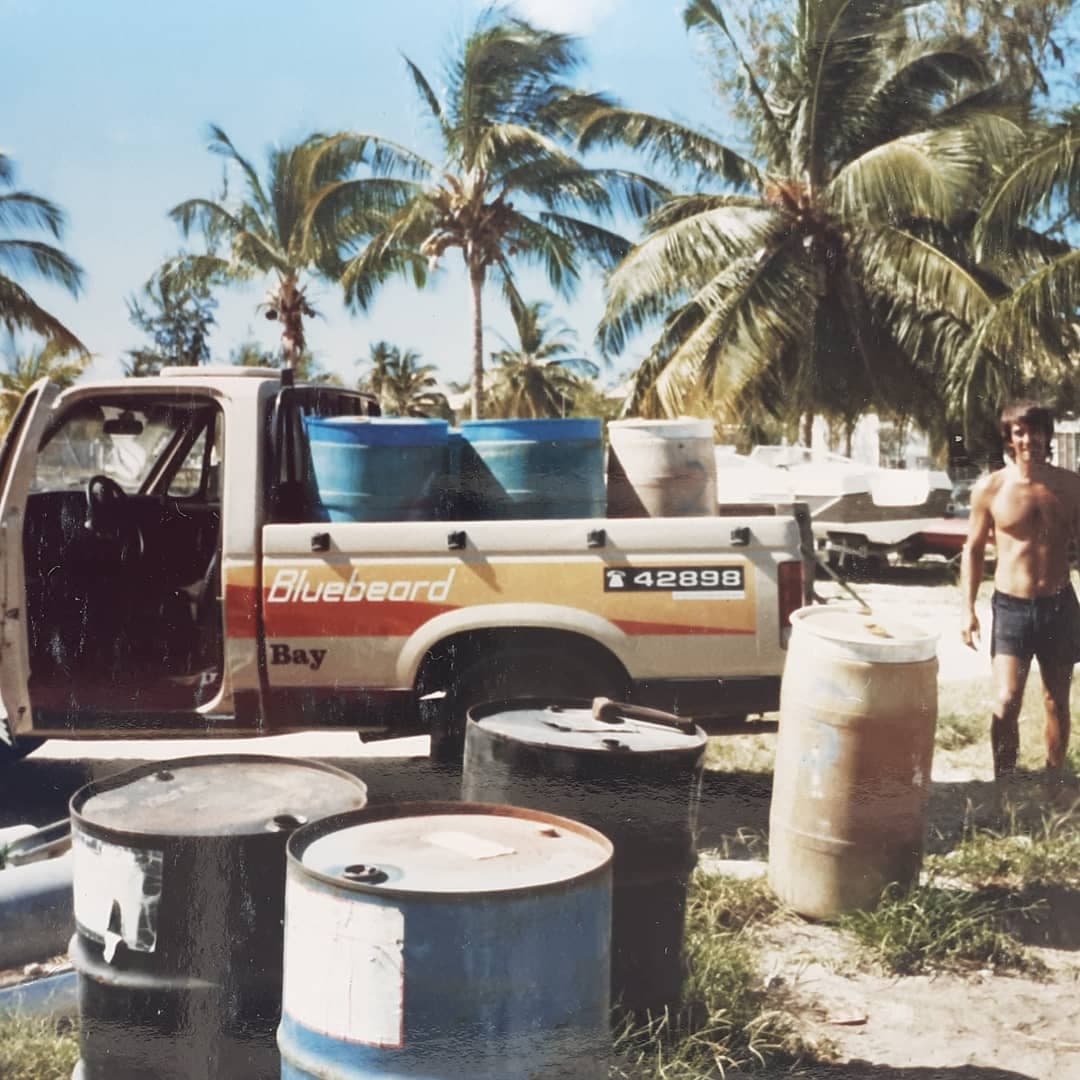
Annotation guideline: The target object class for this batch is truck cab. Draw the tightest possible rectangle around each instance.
[0,368,376,749]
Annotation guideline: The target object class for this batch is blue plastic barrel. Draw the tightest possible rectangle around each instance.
[305,417,449,522]
[278,801,613,1079]
[459,418,604,519]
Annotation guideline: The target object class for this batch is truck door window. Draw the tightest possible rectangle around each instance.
[33,401,212,496]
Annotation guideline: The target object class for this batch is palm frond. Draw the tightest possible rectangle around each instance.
[169,196,247,242]
[599,204,779,355]
[975,119,1080,256]
[450,17,586,164]
[340,233,431,310]
[854,223,996,330]
[683,0,787,165]
[206,124,271,216]
[403,55,445,127]
[0,191,65,238]
[970,248,1080,365]
[501,211,578,298]
[836,36,991,161]
[536,212,631,272]
[578,106,760,190]
[652,245,813,416]
[474,121,581,180]
[644,192,766,231]
[0,273,87,353]
[159,253,236,292]
[0,239,83,295]
[828,129,978,223]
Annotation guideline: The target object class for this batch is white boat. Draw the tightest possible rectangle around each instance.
[714,446,955,565]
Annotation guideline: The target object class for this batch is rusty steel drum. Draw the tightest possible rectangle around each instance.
[69,754,368,1080]
[768,605,938,919]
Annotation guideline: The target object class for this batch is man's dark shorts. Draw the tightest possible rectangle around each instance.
[991,586,1080,668]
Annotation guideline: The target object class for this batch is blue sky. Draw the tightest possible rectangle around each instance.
[4,0,726,388]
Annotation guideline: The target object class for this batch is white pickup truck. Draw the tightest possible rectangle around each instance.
[0,368,813,762]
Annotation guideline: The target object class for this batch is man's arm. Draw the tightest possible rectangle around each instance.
[960,476,995,649]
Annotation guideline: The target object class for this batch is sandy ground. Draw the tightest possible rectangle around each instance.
[710,572,1080,1080]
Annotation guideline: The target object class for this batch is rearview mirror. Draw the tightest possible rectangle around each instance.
[104,412,144,437]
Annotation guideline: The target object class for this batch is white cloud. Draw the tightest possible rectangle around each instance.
[512,0,618,35]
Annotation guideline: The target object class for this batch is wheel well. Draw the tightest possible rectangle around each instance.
[415,628,629,697]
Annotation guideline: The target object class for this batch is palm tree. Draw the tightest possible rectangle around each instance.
[168,127,374,366]
[358,340,397,406]
[230,338,341,385]
[581,0,1021,443]
[358,341,450,418]
[0,337,88,431]
[487,299,599,417]
[337,12,663,420]
[0,154,86,353]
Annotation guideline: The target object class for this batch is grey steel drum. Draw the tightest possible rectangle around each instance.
[69,754,368,1080]
[462,699,706,1015]
[278,801,613,1079]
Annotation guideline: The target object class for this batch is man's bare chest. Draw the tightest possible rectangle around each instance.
[991,480,1069,538]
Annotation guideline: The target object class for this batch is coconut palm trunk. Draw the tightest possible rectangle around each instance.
[469,262,485,420]
[277,274,306,367]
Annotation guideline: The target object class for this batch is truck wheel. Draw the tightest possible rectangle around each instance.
[431,649,626,766]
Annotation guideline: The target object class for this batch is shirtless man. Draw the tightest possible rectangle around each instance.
[961,401,1080,779]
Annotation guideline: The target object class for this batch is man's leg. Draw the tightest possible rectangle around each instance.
[1039,661,1072,772]
[991,653,1029,778]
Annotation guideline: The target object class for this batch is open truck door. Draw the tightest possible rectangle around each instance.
[0,379,58,744]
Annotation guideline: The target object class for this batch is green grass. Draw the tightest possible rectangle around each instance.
[839,881,1040,977]
[927,802,1080,890]
[935,708,985,751]
[0,1016,79,1080]
[610,874,814,1078]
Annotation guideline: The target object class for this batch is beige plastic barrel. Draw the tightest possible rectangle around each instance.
[768,605,938,919]
[606,419,717,517]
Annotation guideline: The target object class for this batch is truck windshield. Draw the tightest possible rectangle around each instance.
[32,399,212,495]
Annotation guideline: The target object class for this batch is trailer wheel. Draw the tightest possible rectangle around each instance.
[431,647,626,765]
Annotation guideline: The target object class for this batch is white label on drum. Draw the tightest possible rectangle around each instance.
[72,830,163,955]
[282,880,405,1047]
[426,829,515,860]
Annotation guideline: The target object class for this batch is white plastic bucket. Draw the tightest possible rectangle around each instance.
[607,419,717,517]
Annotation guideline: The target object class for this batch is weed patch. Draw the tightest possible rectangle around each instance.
[935,709,984,751]
[839,881,1040,976]
[0,1015,79,1080]
[927,803,1080,890]
[610,873,812,1078]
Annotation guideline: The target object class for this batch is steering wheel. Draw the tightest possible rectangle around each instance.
[85,474,143,559]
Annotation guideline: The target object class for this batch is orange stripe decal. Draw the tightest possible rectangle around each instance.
[612,620,755,636]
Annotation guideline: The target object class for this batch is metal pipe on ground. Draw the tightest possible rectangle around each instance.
[0,970,78,1021]
[0,853,73,969]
